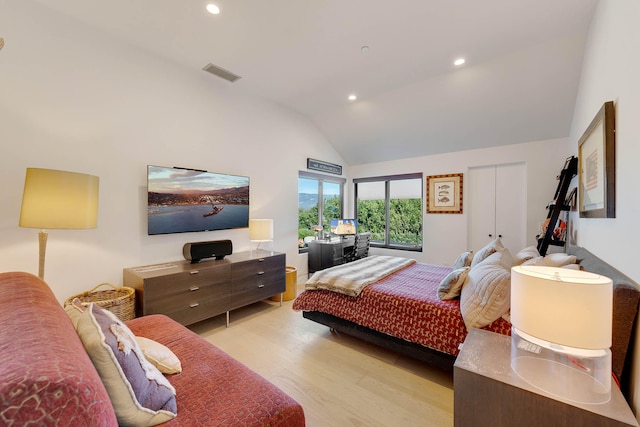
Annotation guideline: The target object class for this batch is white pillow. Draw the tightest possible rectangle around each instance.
[514,246,540,265]
[452,251,474,270]
[470,238,504,269]
[135,336,182,374]
[543,253,577,267]
[460,249,512,329]
[437,267,470,300]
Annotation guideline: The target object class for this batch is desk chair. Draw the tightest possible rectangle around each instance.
[344,232,371,263]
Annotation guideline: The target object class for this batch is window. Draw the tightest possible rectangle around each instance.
[354,173,423,251]
[298,171,345,251]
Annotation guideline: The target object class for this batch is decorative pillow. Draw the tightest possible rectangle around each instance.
[74,304,177,426]
[452,251,474,270]
[543,252,577,267]
[562,263,582,270]
[460,249,512,329]
[437,267,470,300]
[514,246,540,265]
[64,298,84,328]
[135,336,182,374]
[522,256,544,266]
[470,238,504,269]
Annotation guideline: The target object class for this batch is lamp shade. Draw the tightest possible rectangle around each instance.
[19,168,99,229]
[249,219,273,241]
[511,265,612,350]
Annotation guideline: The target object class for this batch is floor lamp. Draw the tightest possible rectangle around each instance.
[19,168,99,280]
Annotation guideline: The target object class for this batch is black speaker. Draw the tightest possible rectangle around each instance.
[183,240,233,263]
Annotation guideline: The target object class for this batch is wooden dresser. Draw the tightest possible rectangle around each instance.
[123,250,285,327]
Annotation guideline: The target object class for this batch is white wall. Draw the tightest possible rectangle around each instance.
[0,1,344,302]
[348,138,570,265]
[567,0,640,417]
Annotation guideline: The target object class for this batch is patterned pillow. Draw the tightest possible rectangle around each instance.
[470,238,504,269]
[74,304,177,426]
[452,251,474,270]
[437,267,470,300]
[136,336,182,374]
[460,249,513,329]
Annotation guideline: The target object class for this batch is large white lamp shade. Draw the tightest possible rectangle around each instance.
[510,265,613,404]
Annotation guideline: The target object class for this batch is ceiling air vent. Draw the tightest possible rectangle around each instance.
[202,63,241,83]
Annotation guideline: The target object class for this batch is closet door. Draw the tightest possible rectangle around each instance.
[494,163,526,254]
[468,166,497,251]
[468,163,526,255]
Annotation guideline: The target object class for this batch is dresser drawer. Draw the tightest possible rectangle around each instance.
[143,265,231,324]
[153,295,230,326]
[230,255,285,309]
[143,265,229,299]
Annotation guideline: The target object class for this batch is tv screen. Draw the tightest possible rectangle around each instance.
[147,165,249,235]
[330,218,357,235]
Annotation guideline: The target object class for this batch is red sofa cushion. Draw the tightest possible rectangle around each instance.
[126,314,305,427]
[0,272,117,426]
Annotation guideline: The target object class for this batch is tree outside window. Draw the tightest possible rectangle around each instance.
[298,172,345,251]
[355,173,422,251]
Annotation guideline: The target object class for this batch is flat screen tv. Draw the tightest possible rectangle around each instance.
[330,218,357,236]
[147,165,250,235]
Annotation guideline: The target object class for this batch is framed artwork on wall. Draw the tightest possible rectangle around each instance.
[426,173,463,214]
[578,101,615,218]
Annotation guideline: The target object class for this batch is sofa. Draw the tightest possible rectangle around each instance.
[0,272,305,426]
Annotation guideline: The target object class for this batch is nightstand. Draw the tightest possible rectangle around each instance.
[454,329,639,427]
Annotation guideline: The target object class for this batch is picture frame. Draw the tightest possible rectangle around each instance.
[578,101,615,218]
[426,173,463,214]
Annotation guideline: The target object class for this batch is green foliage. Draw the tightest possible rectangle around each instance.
[298,195,341,239]
[357,198,422,246]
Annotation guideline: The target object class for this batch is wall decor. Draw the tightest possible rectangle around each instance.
[307,158,342,175]
[578,101,615,218]
[426,173,463,214]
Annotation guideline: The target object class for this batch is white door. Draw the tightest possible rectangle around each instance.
[468,163,526,255]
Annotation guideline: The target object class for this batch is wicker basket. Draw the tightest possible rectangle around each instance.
[65,283,136,322]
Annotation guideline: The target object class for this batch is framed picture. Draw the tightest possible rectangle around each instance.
[426,173,463,214]
[578,101,615,218]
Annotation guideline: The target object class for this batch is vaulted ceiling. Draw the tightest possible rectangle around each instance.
[32,0,598,164]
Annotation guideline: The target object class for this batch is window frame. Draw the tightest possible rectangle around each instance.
[354,172,423,252]
[298,171,346,253]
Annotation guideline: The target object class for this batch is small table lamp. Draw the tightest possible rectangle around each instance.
[510,265,613,404]
[249,219,273,252]
[19,168,99,279]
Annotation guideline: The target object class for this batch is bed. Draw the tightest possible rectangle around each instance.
[293,245,640,392]
[293,251,513,371]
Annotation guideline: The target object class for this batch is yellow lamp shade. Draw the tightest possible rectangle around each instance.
[249,219,273,241]
[19,168,99,229]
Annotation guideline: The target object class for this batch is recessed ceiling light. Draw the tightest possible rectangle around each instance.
[206,3,220,14]
[454,58,466,66]
[348,94,357,101]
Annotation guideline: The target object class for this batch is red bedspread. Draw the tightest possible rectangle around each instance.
[293,262,512,356]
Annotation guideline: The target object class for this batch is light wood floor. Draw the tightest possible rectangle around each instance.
[189,283,454,427]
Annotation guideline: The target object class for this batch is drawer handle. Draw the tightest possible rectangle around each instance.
[190,271,200,275]
[190,286,200,291]
[257,271,265,275]
[258,258,265,262]
[190,302,200,308]
[258,284,265,288]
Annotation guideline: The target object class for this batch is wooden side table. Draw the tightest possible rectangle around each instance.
[454,329,639,427]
